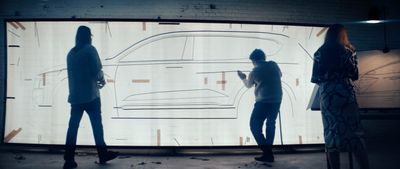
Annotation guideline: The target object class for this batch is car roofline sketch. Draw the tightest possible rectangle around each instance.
[105,30,291,61]
[37,30,313,76]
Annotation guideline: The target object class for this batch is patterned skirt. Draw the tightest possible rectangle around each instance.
[319,80,365,152]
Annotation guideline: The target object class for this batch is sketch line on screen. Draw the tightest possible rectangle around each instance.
[235,87,250,118]
[121,102,232,106]
[34,22,40,47]
[38,105,52,107]
[197,70,251,74]
[360,60,400,78]
[316,27,328,37]
[357,90,400,95]
[299,135,303,144]
[125,96,227,101]
[297,42,314,60]
[4,128,22,143]
[111,117,237,119]
[32,66,297,120]
[117,61,254,65]
[120,107,236,110]
[191,36,195,60]
[165,66,184,69]
[115,138,128,141]
[116,34,283,62]
[217,72,226,90]
[158,22,180,25]
[116,60,278,65]
[8,22,19,29]
[122,89,229,101]
[157,129,161,146]
[105,30,288,61]
[384,76,400,80]
[106,22,112,37]
[7,30,20,37]
[282,81,297,100]
[174,138,181,146]
[282,87,295,117]
[282,26,289,32]
[357,60,400,95]
[364,71,400,76]
[357,94,400,97]
[142,22,146,31]
[15,22,26,30]
[114,66,120,116]
[132,79,150,83]
[181,36,188,60]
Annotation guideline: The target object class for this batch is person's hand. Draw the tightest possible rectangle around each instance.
[237,70,246,80]
[97,79,106,89]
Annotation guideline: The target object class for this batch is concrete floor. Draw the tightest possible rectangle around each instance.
[0,150,342,169]
[0,142,398,169]
[0,120,399,169]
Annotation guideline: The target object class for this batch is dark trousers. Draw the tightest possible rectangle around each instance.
[64,98,107,161]
[250,102,281,151]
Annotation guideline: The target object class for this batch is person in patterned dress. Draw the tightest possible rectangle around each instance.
[311,24,370,169]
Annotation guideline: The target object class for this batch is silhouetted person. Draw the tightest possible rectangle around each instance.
[311,24,370,169]
[63,26,118,169]
[237,49,282,162]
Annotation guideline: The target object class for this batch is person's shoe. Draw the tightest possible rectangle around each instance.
[99,151,119,164]
[63,161,77,169]
[254,153,274,162]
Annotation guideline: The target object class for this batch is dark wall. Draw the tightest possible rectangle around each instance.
[0,19,4,142]
[0,0,399,142]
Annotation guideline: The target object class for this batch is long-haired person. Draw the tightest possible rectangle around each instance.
[311,24,370,169]
[64,26,118,169]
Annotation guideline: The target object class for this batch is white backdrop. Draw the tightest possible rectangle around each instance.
[5,21,325,146]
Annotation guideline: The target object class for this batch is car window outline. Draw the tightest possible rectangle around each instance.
[119,36,189,62]
[105,30,288,62]
[190,35,282,61]
[118,34,283,63]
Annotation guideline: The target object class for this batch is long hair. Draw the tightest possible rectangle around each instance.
[324,24,354,51]
[74,26,92,49]
[318,24,354,74]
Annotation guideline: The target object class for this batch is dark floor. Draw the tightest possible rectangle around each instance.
[0,119,399,169]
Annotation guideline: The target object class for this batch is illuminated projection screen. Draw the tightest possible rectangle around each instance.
[5,21,326,146]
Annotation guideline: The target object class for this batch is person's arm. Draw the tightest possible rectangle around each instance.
[238,71,255,88]
[274,62,282,78]
[88,46,106,88]
[345,50,359,81]
[311,51,321,84]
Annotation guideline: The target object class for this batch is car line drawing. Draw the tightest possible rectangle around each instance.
[33,30,313,119]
